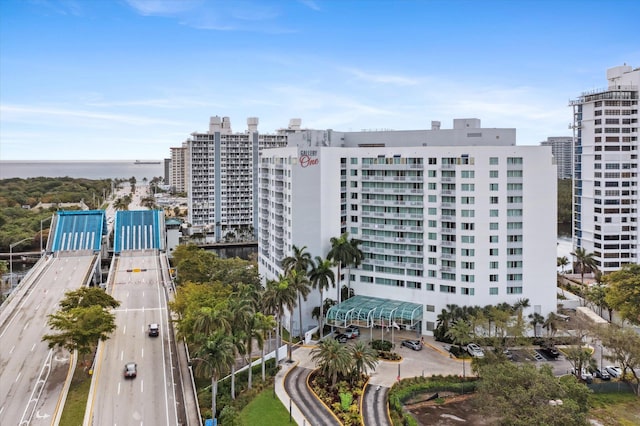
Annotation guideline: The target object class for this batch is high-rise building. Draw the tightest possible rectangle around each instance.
[186,116,292,242]
[541,136,573,179]
[169,144,188,193]
[258,119,557,336]
[570,64,640,273]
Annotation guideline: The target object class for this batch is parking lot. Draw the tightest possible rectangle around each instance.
[305,328,581,386]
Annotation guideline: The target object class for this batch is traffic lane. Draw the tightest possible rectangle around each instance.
[0,256,93,425]
[284,366,340,426]
[362,384,391,426]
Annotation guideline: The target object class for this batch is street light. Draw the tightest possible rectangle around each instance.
[10,237,31,289]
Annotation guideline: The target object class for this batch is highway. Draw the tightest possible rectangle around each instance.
[0,254,97,426]
[86,252,181,426]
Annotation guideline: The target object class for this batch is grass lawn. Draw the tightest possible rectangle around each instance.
[240,388,291,425]
[589,392,640,426]
[58,365,92,426]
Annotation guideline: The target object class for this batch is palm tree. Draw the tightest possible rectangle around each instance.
[309,256,335,338]
[254,312,276,382]
[310,337,352,388]
[571,247,598,286]
[227,292,253,400]
[349,341,378,379]
[557,256,569,274]
[282,246,312,341]
[192,332,235,422]
[346,236,363,299]
[446,319,473,384]
[286,269,311,355]
[528,312,545,338]
[191,305,230,343]
[512,298,530,329]
[542,312,559,338]
[262,276,297,365]
[327,233,356,304]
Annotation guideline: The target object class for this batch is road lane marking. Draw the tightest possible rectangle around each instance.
[31,343,36,352]
[10,345,15,354]
[118,382,121,395]
[15,372,21,382]
[141,348,144,358]
[120,351,124,361]
[123,325,127,334]
[23,322,30,331]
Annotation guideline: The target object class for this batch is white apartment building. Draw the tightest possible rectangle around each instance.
[187,116,291,241]
[541,136,573,180]
[169,144,188,193]
[570,64,640,273]
[258,119,558,336]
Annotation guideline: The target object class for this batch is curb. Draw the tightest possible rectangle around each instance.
[307,368,344,425]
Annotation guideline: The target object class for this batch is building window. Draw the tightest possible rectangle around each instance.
[490,170,499,178]
[426,283,435,291]
[489,157,499,165]
[490,274,499,282]
[490,248,499,256]
[426,304,435,312]
[490,261,499,269]
[507,286,523,294]
[490,183,499,191]
[490,209,499,217]
[490,222,499,230]
[461,287,474,295]
[351,158,358,164]
[439,285,456,293]
[490,196,499,204]
[350,169,358,176]
[489,287,498,295]
[490,235,499,243]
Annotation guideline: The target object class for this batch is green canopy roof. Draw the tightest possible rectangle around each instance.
[325,295,423,328]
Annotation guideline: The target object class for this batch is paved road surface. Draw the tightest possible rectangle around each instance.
[362,383,391,426]
[284,365,340,426]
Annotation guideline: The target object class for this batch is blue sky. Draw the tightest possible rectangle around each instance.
[1,0,639,160]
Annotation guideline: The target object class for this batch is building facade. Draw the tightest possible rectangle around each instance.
[169,144,188,193]
[186,116,292,242]
[541,136,573,179]
[258,119,558,336]
[570,64,640,273]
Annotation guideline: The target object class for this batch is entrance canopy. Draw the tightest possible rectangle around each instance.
[325,295,423,329]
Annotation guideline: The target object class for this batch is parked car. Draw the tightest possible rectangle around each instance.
[502,349,514,360]
[467,343,485,358]
[605,366,622,378]
[571,367,593,383]
[344,326,360,339]
[593,368,611,380]
[334,333,348,344]
[124,362,137,379]
[148,323,159,337]
[540,345,560,359]
[401,339,423,351]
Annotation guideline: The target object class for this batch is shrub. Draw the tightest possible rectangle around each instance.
[339,392,353,411]
[370,339,393,351]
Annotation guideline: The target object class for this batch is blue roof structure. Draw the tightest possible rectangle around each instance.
[114,210,165,253]
[50,210,106,252]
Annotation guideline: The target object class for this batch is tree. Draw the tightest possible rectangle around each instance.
[571,247,598,301]
[595,324,640,395]
[285,269,310,353]
[58,287,120,311]
[227,290,252,400]
[262,276,296,365]
[327,233,358,304]
[476,363,591,426]
[603,263,640,325]
[43,305,117,362]
[345,236,363,299]
[192,332,235,422]
[543,312,560,338]
[528,312,545,338]
[310,338,352,388]
[254,312,276,383]
[309,256,335,338]
[282,246,312,341]
[557,256,569,274]
[349,341,378,378]
[564,346,593,380]
[446,319,473,384]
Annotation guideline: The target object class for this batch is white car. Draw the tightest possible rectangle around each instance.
[466,343,485,358]
[605,366,622,378]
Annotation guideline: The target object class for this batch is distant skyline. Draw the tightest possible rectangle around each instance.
[1,0,639,160]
